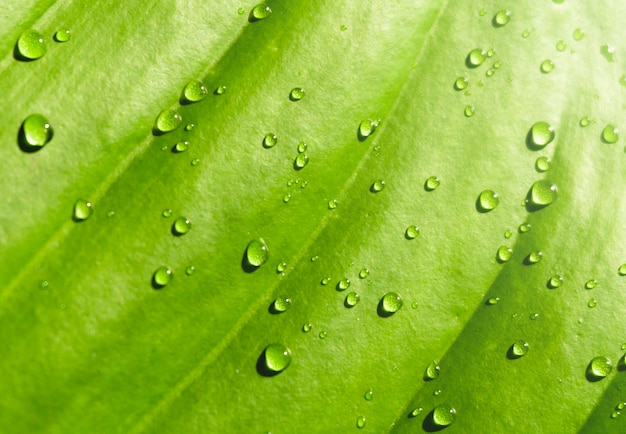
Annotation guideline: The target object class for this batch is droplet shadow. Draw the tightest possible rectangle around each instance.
[422,409,448,432]
[525,129,544,151]
[475,196,492,213]
[506,345,525,360]
[585,363,607,382]
[256,349,280,377]
[241,252,259,273]
[377,299,395,318]
[17,123,51,153]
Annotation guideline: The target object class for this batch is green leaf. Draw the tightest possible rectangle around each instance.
[2,0,626,432]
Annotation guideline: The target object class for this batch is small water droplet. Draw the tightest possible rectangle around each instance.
[529,180,558,207]
[526,251,543,264]
[358,119,378,139]
[153,266,173,288]
[477,190,499,212]
[282,194,291,203]
[215,85,227,95]
[487,297,500,305]
[54,28,71,43]
[425,176,440,191]
[580,116,591,127]
[464,105,475,117]
[522,30,530,38]
[529,313,539,320]
[294,153,309,169]
[359,268,369,279]
[432,404,456,427]
[405,225,420,239]
[261,343,291,374]
[618,263,626,276]
[250,3,272,21]
[311,255,319,262]
[540,59,554,73]
[556,40,566,51]
[337,278,351,291]
[155,109,182,133]
[321,277,331,285]
[588,299,597,309]
[548,275,564,288]
[497,246,513,263]
[454,77,468,90]
[602,124,619,143]
[364,388,374,401]
[588,356,612,379]
[172,217,191,235]
[356,416,366,429]
[39,280,49,289]
[162,209,173,218]
[345,291,360,307]
[276,262,287,273]
[573,28,585,41]
[486,68,494,77]
[184,123,195,131]
[20,114,53,150]
[302,323,312,333]
[73,199,93,221]
[319,331,327,339]
[493,10,511,27]
[183,79,208,103]
[519,223,531,233]
[173,141,189,153]
[504,229,512,239]
[340,25,347,31]
[380,292,403,315]
[301,181,309,189]
[245,238,269,268]
[585,279,597,289]
[467,48,486,67]
[611,411,621,419]
[424,361,440,380]
[411,301,418,309]
[601,44,615,62]
[289,87,305,101]
[328,199,338,210]
[371,179,385,192]
[410,407,424,418]
[106,210,115,218]
[16,30,46,60]
[272,295,291,313]
[191,158,200,166]
[535,156,551,172]
[617,402,626,410]
[510,340,529,358]
[185,265,195,276]
[263,133,277,148]
[479,9,487,16]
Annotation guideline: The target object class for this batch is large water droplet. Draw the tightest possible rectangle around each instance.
[467,48,486,67]
[371,179,385,193]
[183,79,208,103]
[245,238,269,269]
[509,340,529,358]
[73,199,93,221]
[250,3,272,21]
[525,251,543,264]
[424,360,440,380]
[529,180,558,208]
[153,266,173,288]
[172,217,191,235]
[587,356,612,380]
[20,114,53,150]
[337,278,351,291]
[358,119,378,140]
[54,28,71,43]
[477,190,499,212]
[405,225,420,239]
[493,10,511,27]
[431,404,456,427]
[618,264,626,276]
[497,246,513,263]
[297,141,307,153]
[294,153,309,169]
[356,416,366,429]
[529,122,555,148]
[602,124,619,143]
[379,292,403,316]
[540,59,554,73]
[260,343,291,375]
[535,156,551,172]
[289,87,305,101]
[263,133,277,148]
[548,275,564,289]
[364,388,374,401]
[272,295,291,313]
[155,109,182,134]
[425,176,440,191]
[16,30,46,60]
[345,291,360,308]
[454,77,468,90]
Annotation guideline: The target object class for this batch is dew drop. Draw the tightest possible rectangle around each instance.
[173,141,189,153]
[588,356,612,379]
[518,223,531,233]
[39,280,49,289]
[358,119,378,139]
[364,388,374,401]
[245,238,269,268]
[588,298,597,308]
[573,28,585,41]
[580,117,591,127]
[556,40,566,51]
[504,229,512,239]
[479,9,487,16]
[184,123,195,132]
[263,133,277,148]
[16,30,46,60]
[262,343,291,374]
[425,176,440,191]
[302,323,312,333]
[282,194,291,203]
[162,209,173,218]
[328,199,338,210]
[535,156,551,172]
[464,105,475,117]
[585,279,597,290]
[337,278,351,291]
[602,124,619,143]
[20,114,53,150]
[494,61,502,69]
[380,292,403,315]
[487,297,500,305]
[410,407,424,417]
[319,331,327,339]
[155,109,182,133]
[73,199,93,221]
[432,404,456,427]
[276,262,287,273]
[526,251,543,264]
[289,87,305,101]
[510,340,529,358]
[522,30,530,38]
[411,301,418,309]
[497,246,513,263]
[548,275,564,288]
[238,7,245,14]
[618,264,626,276]
[486,68,494,77]
[250,3,272,21]
[530,122,556,148]
[215,85,227,95]
[371,179,385,192]
[296,142,308,153]
[405,225,420,239]
[454,77,468,90]
[493,10,511,27]
[529,180,558,207]
[540,59,554,73]
[477,190,499,212]
[153,266,173,288]
[467,48,486,67]
[191,158,200,166]
[294,154,309,169]
[424,361,440,380]
[172,217,191,235]
[54,28,71,43]
[359,268,370,279]
[340,25,347,31]
[185,265,195,276]
[356,416,366,429]
[529,313,539,320]
[183,79,208,103]
[321,277,331,285]
[601,44,615,62]
[106,210,115,218]
[272,295,291,313]
[612,411,621,419]
[311,255,319,262]
[345,291,360,307]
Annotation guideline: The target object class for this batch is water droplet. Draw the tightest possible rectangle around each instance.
[364,388,374,401]
[263,133,277,148]
[172,217,191,235]
[529,313,539,320]
[479,9,487,16]
[162,209,173,218]
[522,30,530,38]
[328,199,338,210]
[504,229,512,239]
[540,59,554,73]
[183,79,208,103]
[155,109,182,133]
[39,280,49,289]
[340,25,347,31]
[454,77,468,90]
[477,190,499,212]
[410,407,424,418]
[276,262,287,273]
[618,264,626,276]
[602,124,619,143]
[73,199,93,221]
[185,266,195,276]
[526,251,543,264]
[380,292,403,315]
[337,278,351,291]
[464,105,475,117]
[497,246,513,263]
[250,3,272,21]
[301,181,309,189]
[601,44,615,62]
[321,277,331,285]
[573,28,585,41]
[302,323,312,333]
[486,68,494,77]
[215,85,227,95]
[556,40,566,51]
[611,411,621,419]
[282,194,291,203]
[356,416,366,429]
[153,266,173,288]
[54,28,71,43]
[529,180,558,207]
[580,116,591,127]
[272,295,291,313]
[106,210,115,218]
[245,238,269,268]
[493,10,511,27]
[519,223,531,233]
[432,404,456,427]
[535,156,551,172]
[425,176,440,191]
[371,179,385,192]
[289,87,305,101]
[261,343,291,374]
[16,30,46,60]
[311,255,319,262]
[358,119,378,139]
[359,268,370,279]
[20,114,53,150]
[294,154,309,169]
[617,402,626,410]
[487,297,500,305]
[191,158,200,167]
[588,356,612,379]
[345,291,360,307]
[585,279,597,289]
[319,331,327,339]
[494,61,502,69]
[424,361,440,380]
[467,48,486,67]
[184,123,195,132]
[510,340,529,358]
[548,275,564,288]
[405,225,420,239]
[173,141,189,153]
[411,301,418,309]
